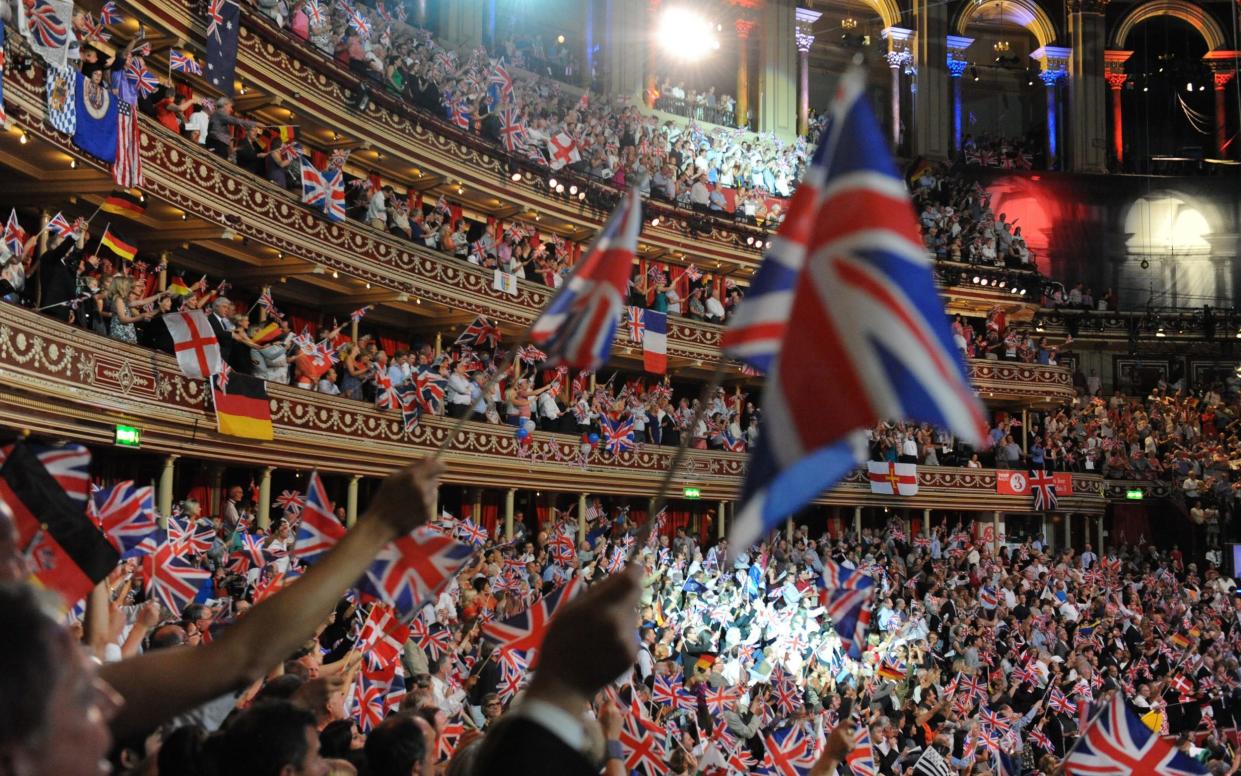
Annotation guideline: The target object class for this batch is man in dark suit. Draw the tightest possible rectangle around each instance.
[207,297,251,374]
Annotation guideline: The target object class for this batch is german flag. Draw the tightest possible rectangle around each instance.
[98,228,138,261]
[251,321,282,345]
[0,443,120,605]
[212,369,274,440]
[1170,632,1191,649]
[100,188,147,217]
[167,276,192,297]
[877,659,907,682]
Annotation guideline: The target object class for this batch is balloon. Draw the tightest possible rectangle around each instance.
[515,426,529,440]
[580,443,591,455]
[588,433,600,444]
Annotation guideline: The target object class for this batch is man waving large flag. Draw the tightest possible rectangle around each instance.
[528,189,640,371]
[723,68,988,553]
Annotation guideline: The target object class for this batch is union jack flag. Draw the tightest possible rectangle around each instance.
[4,210,27,258]
[763,722,818,776]
[358,527,473,620]
[1048,687,1077,715]
[1064,694,1206,776]
[548,531,576,565]
[143,537,210,612]
[498,105,527,152]
[357,603,411,670]
[1030,469,1057,511]
[702,685,740,717]
[295,471,344,565]
[847,726,877,776]
[481,575,582,658]
[412,367,447,415]
[1029,726,1054,752]
[302,0,323,25]
[819,559,875,658]
[722,67,987,553]
[351,669,387,732]
[489,61,514,98]
[437,713,467,761]
[274,488,304,515]
[454,518,487,547]
[98,1,122,25]
[600,414,635,455]
[125,57,160,97]
[618,697,668,775]
[651,671,684,708]
[529,189,641,371]
[25,0,69,48]
[410,616,453,658]
[721,432,746,452]
[625,306,646,342]
[91,481,157,555]
[341,0,371,38]
[449,98,471,130]
[456,315,502,350]
[229,532,272,574]
[373,364,400,411]
[46,212,74,239]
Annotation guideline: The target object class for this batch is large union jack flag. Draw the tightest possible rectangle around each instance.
[294,471,344,566]
[456,315,502,350]
[358,526,473,620]
[498,105,527,152]
[618,697,668,775]
[625,306,646,342]
[817,559,875,659]
[91,481,157,555]
[481,575,582,658]
[600,414,635,456]
[847,726,877,776]
[723,67,987,553]
[763,722,818,776]
[1064,694,1206,776]
[1030,469,1057,511]
[143,536,210,612]
[528,189,641,371]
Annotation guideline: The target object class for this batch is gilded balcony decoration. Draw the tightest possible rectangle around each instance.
[0,304,1104,512]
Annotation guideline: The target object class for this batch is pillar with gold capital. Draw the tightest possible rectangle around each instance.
[794,8,820,136]
[1104,51,1132,165]
[504,488,516,541]
[346,475,360,527]
[257,466,274,530]
[157,454,178,528]
[735,17,757,130]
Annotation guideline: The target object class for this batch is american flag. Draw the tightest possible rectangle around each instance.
[481,575,582,657]
[295,471,344,566]
[625,306,646,342]
[456,315,502,350]
[114,100,143,188]
[528,190,641,370]
[1065,694,1206,776]
[91,481,157,555]
[721,67,987,554]
[357,527,474,620]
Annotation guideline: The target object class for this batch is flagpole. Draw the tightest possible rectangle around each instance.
[627,357,728,562]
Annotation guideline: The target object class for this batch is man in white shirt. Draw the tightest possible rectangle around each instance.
[1079,544,1097,569]
[185,105,210,145]
[689,175,710,208]
[705,289,726,322]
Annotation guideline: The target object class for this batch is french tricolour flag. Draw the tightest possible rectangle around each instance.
[529,189,641,371]
[722,67,988,554]
[642,309,667,374]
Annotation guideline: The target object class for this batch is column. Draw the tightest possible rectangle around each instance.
[735,17,757,129]
[157,251,169,292]
[441,0,485,49]
[882,27,913,150]
[946,37,973,154]
[911,0,952,160]
[605,0,648,99]
[473,489,483,531]
[504,488,515,541]
[1203,52,1239,159]
[1095,516,1104,554]
[717,500,727,540]
[786,517,794,542]
[1031,47,1071,168]
[759,0,797,140]
[1021,409,1029,457]
[794,8,820,136]
[1067,0,1107,172]
[1104,51,1132,166]
[257,466,274,530]
[853,506,862,540]
[923,508,931,538]
[992,510,1001,554]
[578,492,588,544]
[346,475,360,527]
[157,454,178,528]
[208,466,223,517]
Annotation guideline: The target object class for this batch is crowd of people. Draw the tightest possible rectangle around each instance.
[5,444,1241,776]
[961,134,1044,172]
[653,80,739,128]
[911,164,1035,269]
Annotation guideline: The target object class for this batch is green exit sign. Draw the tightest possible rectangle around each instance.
[683,487,701,499]
[114,424,142,447]
[1125,488,1144,500]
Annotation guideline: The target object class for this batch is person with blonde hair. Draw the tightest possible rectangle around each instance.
[106,275,168,345]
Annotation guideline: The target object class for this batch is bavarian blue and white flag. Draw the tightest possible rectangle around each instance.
[46,65,77,135]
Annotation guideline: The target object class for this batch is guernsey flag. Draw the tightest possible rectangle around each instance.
[99,228,137,261]
[211,368,273,440]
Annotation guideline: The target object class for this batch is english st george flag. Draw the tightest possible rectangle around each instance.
[528,188,640,371]
[211,366,273,440]
[163,310,223,379]
[721,67,987,553]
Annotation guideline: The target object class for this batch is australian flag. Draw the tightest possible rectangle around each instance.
[529,189,641,371]
[205,0,240,94]
[722,68,988,553]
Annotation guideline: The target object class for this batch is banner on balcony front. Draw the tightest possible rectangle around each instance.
[867,461,918,496]
[996,470,1071,496]
[492,269,518,296]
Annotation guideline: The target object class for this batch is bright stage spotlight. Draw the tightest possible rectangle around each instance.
[658,8,718,61]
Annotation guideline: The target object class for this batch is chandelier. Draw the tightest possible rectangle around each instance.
[841,17,858,30]
[993,39,1011,53]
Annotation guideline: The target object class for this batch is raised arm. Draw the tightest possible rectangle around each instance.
[99,459,443,738]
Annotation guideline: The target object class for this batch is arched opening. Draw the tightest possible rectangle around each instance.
[1120,192,1217,308]
[1111,0,1227,52]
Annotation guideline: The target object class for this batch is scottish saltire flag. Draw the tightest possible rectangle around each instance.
[1065,694,1205,776]
[724,68,987,553]
[295,471,345,565]
[529,188,641,370]
[820,558,875,658]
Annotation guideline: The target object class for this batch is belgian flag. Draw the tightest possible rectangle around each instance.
[0,443,120,605]
[211,369,274,440]
[100,188,147,217]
